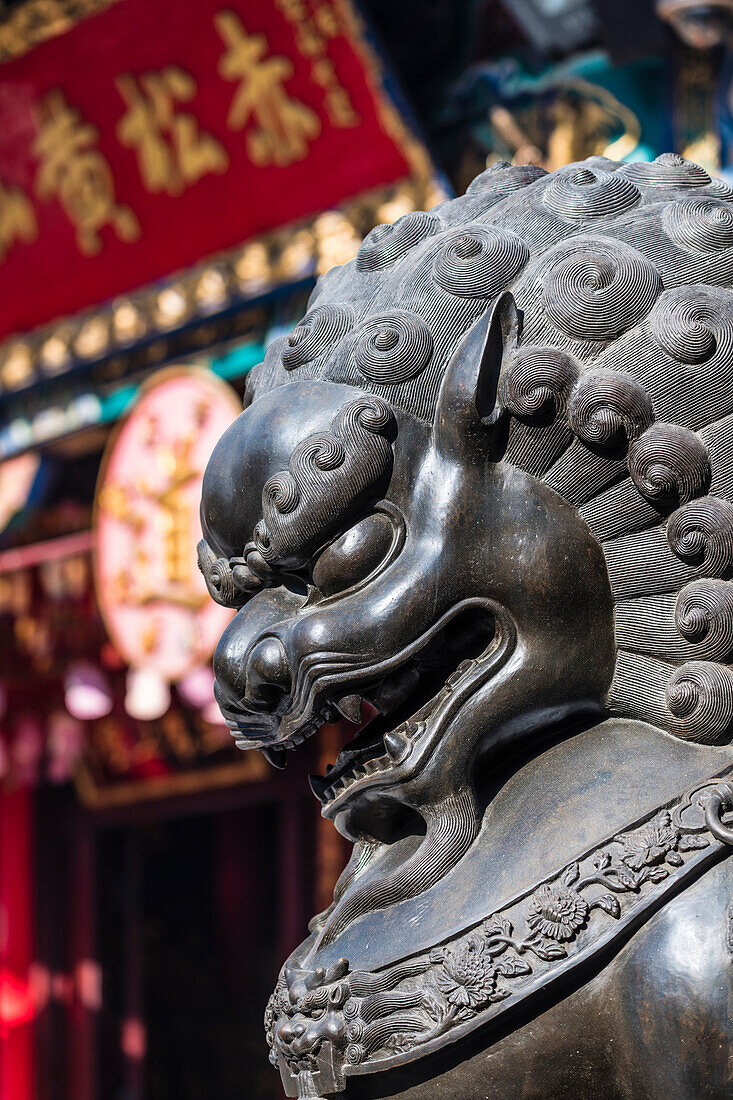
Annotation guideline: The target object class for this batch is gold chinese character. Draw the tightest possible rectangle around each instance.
[116,67,229,196]
[0,179,37,261]
[277,0,308,23]
[100,429,207,610]
[275,0,323,57]
[34,90,139,256]
[98,482,145,533]
[215,10,321,166]
[313,2,340,39]
[274,0,358,128]
[313,58,359,128]
[140,618,160,655]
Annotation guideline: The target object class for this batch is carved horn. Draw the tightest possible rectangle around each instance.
[433,291,519,460]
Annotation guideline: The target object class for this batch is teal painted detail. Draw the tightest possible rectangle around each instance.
[97,342,264,425]
[101,384,138,422]
[210,341,264,380]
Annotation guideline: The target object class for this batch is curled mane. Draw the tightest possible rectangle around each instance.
[245,153,733,746]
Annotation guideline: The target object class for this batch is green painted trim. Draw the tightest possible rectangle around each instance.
[210,341,264,380]
[97,341,264,424]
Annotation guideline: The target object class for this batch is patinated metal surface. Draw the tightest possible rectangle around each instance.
[199,154,733,1098]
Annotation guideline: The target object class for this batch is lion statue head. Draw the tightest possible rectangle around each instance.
[199,154,733,959]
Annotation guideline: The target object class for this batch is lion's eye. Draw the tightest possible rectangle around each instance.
[312,513,394,597]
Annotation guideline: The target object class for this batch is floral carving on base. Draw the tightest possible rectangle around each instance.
[268,773,733,1097]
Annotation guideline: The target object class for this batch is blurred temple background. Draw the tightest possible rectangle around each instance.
[0,0,730,1097]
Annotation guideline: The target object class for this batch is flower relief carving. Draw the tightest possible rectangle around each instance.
[268,780,723,1082]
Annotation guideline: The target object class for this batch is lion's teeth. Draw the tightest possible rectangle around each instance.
[309,773,329,800]
[334,694,363,724]
[263,747,287,769]
[384,728,410,761]
[446,659,475,687]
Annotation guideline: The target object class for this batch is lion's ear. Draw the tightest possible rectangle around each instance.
[433,291,519,458]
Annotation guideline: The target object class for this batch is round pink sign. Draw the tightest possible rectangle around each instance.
[95,368,239,680]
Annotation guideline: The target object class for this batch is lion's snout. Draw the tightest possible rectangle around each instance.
[214,631,292,709]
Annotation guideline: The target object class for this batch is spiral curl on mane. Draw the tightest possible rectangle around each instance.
[498,347,579,425]
[263,472,300,515]
[666,496,733,575]
[335,394,397,437]
[542,240,661,341]
[705,177,733,201]
[281,304,354,369]
[356,211,443,271]
[197,539,241,607]
[253,519,273,561]
[466,161,546,195]
[353,312,433,385]
[568,369,654,455]
[674,580,733,662]
[433,225,529,299]
[621,153,710,188]
[663,197,733,254]
[297,433,346,472]
[543,166,640,221]
[651,295,718,364]
[627,423,711,510]
[665,660,733,743]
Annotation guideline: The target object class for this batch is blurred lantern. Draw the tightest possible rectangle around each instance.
[64,662,113,721]
[94,370,238,691]
[47,711,84,783]
[121,1015,147,1060]
[75,959,102,1011]
[50,973,74,1006]
[11,716,43,787]
[28,964,51,1015]
[124,667,170,722]
[177,665,215,709]
[201,699,227,727]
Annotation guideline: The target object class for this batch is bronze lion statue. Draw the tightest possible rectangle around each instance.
[198,154,733,1099]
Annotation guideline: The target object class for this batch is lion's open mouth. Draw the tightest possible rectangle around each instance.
[306,605,497,809]
[219,600,511,813]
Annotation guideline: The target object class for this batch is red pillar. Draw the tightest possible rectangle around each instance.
[0,785,35,1100]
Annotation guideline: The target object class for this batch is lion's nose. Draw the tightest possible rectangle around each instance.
[245,637,292,704]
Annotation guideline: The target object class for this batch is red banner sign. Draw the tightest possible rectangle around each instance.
[0,0,419,342]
